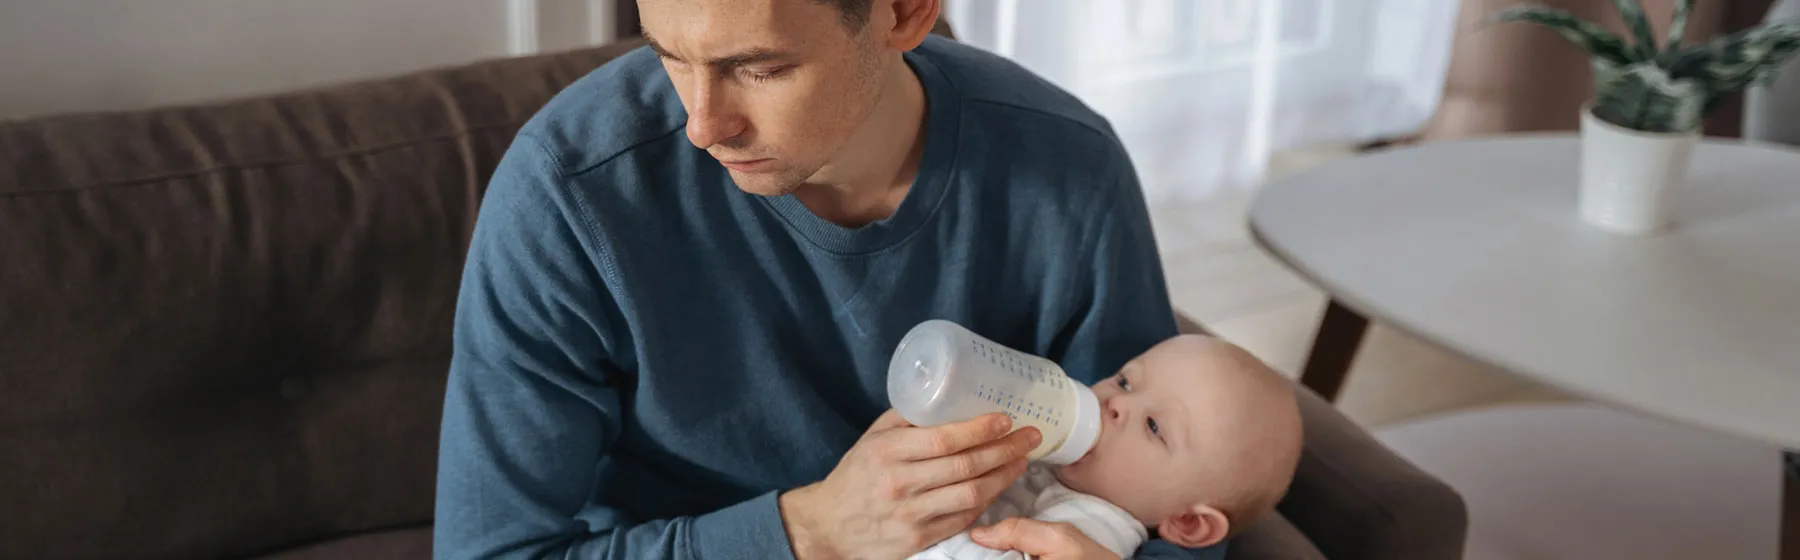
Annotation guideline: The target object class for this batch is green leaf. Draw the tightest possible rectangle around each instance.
[1489,5,1637,64]
[1593,61,1704,132]
[1665,0,1694,54]
[1589,16,1800,132]
[1669,22,1800,92]
[1611,0,1661,60]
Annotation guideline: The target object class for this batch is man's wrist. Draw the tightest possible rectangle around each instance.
[778,484,836,560]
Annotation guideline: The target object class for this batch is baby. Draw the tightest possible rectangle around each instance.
[913,334,1305,559]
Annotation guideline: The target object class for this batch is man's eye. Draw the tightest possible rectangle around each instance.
[742,66,791,82]
[1147,417,1160,436]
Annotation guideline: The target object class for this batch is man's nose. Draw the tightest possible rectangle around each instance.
[683,78,746,150]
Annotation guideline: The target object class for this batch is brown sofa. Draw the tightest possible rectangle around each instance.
[0,36,1466,559]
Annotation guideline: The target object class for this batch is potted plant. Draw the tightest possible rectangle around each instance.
[1491,0,1800,235]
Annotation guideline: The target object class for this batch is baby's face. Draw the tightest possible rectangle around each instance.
[1050,336,1284,526]
[1051,339,1216,523]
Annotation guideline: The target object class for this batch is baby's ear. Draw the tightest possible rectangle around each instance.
[1157,505,1229,549]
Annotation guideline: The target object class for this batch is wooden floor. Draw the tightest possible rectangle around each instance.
[1149,147,1572,428]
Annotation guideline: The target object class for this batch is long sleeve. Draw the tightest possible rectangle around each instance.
[431,136,796,560]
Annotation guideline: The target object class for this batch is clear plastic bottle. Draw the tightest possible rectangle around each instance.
[886,320,1101,465]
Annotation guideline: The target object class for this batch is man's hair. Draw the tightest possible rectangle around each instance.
[814,0,875,30]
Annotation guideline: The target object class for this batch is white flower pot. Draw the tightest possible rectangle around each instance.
[1578,106,1699,235]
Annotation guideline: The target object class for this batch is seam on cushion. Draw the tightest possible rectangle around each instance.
[426,76,485,212]
[1,120,527,198]
[235,521,433,559]
[17,347,454,430]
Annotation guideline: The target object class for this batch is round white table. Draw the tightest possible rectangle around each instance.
[1247,134,1800,558]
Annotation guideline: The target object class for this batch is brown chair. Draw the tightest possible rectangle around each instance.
[1424,0,1775,142]
[0,37,1465,559]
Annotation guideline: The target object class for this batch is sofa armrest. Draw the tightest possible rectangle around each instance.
[1279,385,1468,560]
[1222,511,1326,560]
[1173,311,1467,559]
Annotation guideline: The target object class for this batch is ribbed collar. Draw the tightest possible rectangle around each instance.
[760,46,962,256]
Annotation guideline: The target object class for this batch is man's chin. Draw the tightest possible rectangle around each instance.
[726,170,801,197]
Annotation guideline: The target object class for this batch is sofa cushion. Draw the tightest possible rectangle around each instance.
[1227,512,1326,560]
[251,526,431,560]
[0,40,640,558]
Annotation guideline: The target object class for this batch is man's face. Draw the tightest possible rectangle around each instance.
[638,0,887,196]
[1052,347,1215,524]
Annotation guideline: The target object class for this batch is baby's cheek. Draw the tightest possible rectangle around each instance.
[1108,444,1152,468]
[1089,383,1116,400]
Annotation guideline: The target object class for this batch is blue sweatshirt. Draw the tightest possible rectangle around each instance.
[434,36,1220,559]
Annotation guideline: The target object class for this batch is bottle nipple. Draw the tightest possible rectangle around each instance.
[1037,382,1101,465]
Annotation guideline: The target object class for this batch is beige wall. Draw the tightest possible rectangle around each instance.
[0,0,614,120]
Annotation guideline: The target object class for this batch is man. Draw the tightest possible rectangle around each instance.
[434,0,1220,558]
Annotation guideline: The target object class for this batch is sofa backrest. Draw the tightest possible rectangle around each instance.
[0,40,641,558]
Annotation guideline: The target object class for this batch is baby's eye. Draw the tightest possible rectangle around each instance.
[1117,377,1132,391]
[1147,417,1161,436]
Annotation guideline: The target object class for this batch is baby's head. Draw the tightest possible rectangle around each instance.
[1052,334,1303,549]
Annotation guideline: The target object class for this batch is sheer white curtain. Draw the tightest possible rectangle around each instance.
[944,0,1461,203]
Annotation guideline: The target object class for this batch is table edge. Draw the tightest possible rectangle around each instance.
[1243,190,1800,450]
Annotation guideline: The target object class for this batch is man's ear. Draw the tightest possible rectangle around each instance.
[1157,505,1229,549]
[877,0,941,51]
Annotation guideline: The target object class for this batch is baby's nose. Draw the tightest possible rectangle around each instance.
[1105,398,1125,425]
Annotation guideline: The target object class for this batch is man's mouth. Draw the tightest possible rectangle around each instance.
[718,158,773,172]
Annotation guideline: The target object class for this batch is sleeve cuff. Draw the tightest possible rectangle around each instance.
[1133,538,1229,559]
[686,490,797,560]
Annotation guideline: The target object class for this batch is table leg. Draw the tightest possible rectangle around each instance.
[1784,453,1798,560]
[1300,298,1369,402]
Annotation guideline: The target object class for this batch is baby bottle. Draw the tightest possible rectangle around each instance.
[886,319,1101,465]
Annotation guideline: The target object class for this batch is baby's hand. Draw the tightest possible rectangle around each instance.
[970,518,1120,560]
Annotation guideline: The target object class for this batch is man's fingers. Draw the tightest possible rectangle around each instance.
[892,413,1016,460]
[910,456,1027,518]
[919,508,986,549]
[911,428,1038,489]
[867,409,913,433]
[969,518,1072,557]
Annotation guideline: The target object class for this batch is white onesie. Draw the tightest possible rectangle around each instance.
[908,464,1148,559]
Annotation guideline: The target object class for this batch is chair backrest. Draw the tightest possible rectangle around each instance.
[1423,0,1773,141]
[1746,0,1800,144]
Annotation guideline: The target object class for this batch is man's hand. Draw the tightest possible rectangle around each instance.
[779,409,1039,560]
[969,518,1121,560]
